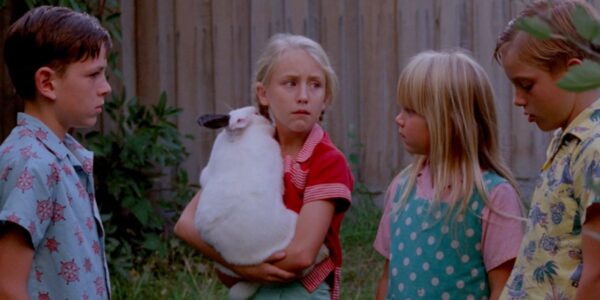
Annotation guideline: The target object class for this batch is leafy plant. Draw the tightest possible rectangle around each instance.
[515,1,600,92]
[81,90,195,277]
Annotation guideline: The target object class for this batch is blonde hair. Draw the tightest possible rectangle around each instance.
[494,0,600,72]
[394,50,521,221]
[253,33,338,120]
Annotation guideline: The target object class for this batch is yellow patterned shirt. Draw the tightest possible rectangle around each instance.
[501,99,600,300]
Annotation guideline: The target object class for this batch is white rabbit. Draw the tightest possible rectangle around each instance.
[195,106,300,300]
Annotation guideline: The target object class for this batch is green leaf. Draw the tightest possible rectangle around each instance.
[131,201,151,225]
[142,233,161,251]
[572,3,600,41]
[557,59,600,92]
[514,16,553,40]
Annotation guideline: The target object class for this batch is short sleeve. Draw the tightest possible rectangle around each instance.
[373,174,404,259]
[481,182,525,271]
[572,140,600,224]
[304,149,353,212]
[0,154,55,249]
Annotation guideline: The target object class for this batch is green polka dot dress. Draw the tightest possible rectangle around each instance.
[387,172,506,299]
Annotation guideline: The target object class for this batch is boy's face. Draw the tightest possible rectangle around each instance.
[500,42,577,132]
[53,45,111,132]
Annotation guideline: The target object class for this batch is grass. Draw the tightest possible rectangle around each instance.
[110,196,384,299]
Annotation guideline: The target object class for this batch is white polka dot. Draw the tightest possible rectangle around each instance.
[466,228,475,237]
[441,225,449,234]
[427,236,435,245]
[416,247,422,256]
[471,201,479,210]
[451,240,460,249]
[446,266,454,275]
[431,277,439,286]
[471,268,479,277]
[409,272,417,281]
[403,257,410,266]
[398,283,404,291]
[442,292,450,300]
[436,251,444,260]
[410,232,417,240]
[392,268,398,276]
[435,211,442,219]
[422,262,430,271]
[461,255,470,263]
[398,242,404,251]
[393,215,399,223]
[480,282,486,290]
[417,288,425,297]
[467,295,475,300]
[417,206,423,215]
[405,204,411,211]
[395,228,401,236]
[405,217,412,225]
[475,243,482,251]
[457,280,465,289]
[457,214,464,222]
[421,222,429,230]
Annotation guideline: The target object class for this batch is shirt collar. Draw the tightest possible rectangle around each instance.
[17,113,93,171]
[295,124,324,163]
[545,98,600,164]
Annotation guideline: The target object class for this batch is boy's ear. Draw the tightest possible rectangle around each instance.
[35,67,57,100]
[256,83,268,106]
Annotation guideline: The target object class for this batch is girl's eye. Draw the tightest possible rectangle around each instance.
[403,107,415,114]
[284,80,296,87]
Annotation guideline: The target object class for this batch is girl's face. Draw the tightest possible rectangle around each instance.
[500,44,578,131]
[256,49,328,135]
[395,107,430,156]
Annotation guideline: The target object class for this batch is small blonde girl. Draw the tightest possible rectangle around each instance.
[374,50,524,300]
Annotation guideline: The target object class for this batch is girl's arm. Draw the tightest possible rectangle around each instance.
[0,223,33,300]
[487,259,515,300]
[174,191,296,283]
[375,259,389,300]
[261,199,336,274]
[575,204,600,300]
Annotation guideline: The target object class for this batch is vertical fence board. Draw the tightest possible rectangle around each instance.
[175,0,215,181]
[211,0,251,111]
[319,0,360,163]
[358,0,400,193]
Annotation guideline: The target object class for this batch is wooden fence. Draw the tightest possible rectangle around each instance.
[5,0,600,201]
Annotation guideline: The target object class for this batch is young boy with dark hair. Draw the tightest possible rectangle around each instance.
[0,5,112,299]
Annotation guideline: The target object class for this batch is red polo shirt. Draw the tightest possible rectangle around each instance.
[281,124,353,300]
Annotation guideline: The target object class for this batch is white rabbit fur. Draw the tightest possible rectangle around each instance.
[194,106,297,299]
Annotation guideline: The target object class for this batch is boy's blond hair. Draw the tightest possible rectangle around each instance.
[494,0,600,73]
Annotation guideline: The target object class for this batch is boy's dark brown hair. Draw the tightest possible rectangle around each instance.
[4,5,112,100]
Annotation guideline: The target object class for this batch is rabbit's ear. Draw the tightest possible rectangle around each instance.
[197,114,230,129]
